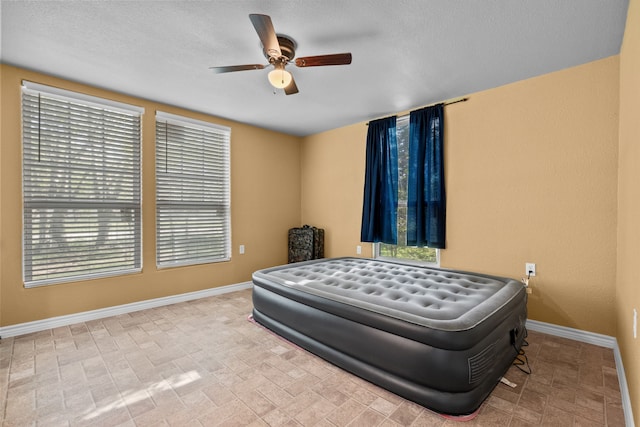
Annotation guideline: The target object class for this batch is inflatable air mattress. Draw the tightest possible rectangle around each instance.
[251,257,527,415]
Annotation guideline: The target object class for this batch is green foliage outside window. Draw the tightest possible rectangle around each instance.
[379,243,437,263]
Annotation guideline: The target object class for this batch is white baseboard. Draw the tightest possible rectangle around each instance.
[526,319,617,348]
[613,344,635,427]
[526,319,635,427]
[0,281,253,339]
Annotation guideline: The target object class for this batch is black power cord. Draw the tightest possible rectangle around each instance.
[511,327,531,374]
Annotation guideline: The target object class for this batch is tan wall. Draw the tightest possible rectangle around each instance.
[0,65,4,319]
[301,56,620,337]
[444,57,619,335]
[617,0,640,423]
[0,65,302,327]
[301,124,372,258]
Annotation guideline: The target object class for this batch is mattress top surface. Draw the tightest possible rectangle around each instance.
[253,257,525,331]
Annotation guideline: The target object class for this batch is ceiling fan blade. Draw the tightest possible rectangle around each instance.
[295,53,352,67]
[249,14,282,58]
[209,64,266,74]
[284,76,299,95]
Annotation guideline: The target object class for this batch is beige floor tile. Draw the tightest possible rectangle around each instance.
[326,398,367,425]
[410,410,447,426]
[0,289,625,427]
[347,407,387,426]
[388,400,423,425]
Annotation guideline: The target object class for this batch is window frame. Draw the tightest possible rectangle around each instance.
[155,111,231,268]
[21,81,144,287]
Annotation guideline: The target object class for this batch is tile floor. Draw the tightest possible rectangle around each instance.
[0,289,626,426]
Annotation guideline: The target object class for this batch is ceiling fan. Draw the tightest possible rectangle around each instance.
[209,14,352,95]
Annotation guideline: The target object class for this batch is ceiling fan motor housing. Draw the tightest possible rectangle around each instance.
[266,35,297,61]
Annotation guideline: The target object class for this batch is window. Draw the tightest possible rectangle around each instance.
[21,81,143,287]
[376,116,438,264]
[155,112,231,267]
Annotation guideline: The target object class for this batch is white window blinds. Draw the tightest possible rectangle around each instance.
[21,81,143,287]
[155,112,231,267]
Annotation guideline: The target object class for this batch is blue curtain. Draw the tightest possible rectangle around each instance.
[361,116,398,244]
[407,104,446,248]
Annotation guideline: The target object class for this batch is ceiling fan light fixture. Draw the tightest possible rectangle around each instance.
[268,67,292,89]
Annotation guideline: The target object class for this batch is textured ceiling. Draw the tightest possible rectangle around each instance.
[0,0,629,136]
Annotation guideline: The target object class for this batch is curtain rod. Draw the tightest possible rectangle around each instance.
[366,97,468,126]
[441,97,468,106]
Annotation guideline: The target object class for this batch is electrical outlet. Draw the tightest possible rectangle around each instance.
[356,245,362,255]
[525,263,536,277]
[239,245,245,255]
